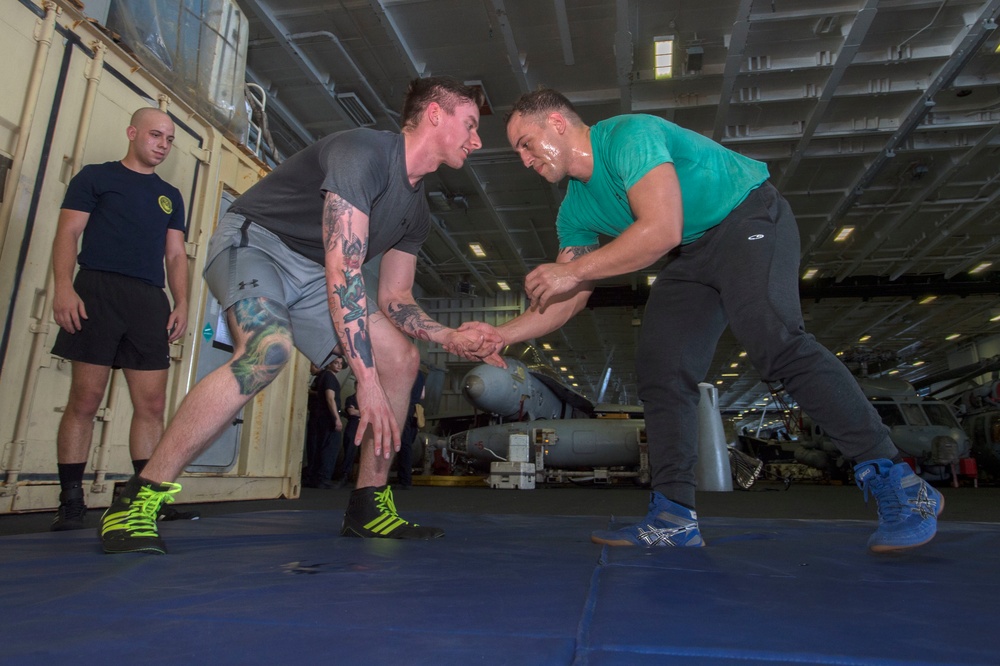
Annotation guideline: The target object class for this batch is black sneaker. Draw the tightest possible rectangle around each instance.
[158,504,201,521]
[341,485,443,539]
[100,476,182,554]
[51,484,87,531]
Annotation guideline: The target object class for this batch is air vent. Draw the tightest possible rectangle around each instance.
[336,92,376,127]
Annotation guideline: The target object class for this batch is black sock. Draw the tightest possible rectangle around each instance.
[132,459,149,476]
[57,462,86,491]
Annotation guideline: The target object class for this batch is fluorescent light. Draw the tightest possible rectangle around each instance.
[834,226,855,242]
[567,375,574,380]
[913,360,925,366]
[888,369,899,375]
[722,373,739,377]
[542,343,552,350]
[716,380,724,385]
[571,383,578,387]
[802,268,818,280]
[559,366,568,372]
[654,36,674,79]
[729,362,738,368]
[468,243,486,258]
[918,295,937,305]
[970,261,992,274]
[497,281,510,291]
[945,333,961,341]
[859,334,871,342]
[551,356,561,362]
[738,351,747,358]
[646,275,657,286]
[991,313,1000,322]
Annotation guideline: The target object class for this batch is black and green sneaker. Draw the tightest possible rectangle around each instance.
[51,483,87,531]
[99,476,182,554]
[341,485,444,539]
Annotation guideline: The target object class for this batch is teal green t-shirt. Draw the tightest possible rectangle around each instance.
[556,114,770,248]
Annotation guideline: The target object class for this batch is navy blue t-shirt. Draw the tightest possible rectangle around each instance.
[62,161,186,287]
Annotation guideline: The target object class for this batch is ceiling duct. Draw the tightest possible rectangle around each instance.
[336,92,376,127]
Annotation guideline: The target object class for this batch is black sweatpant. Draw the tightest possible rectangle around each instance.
[637,182,897,507]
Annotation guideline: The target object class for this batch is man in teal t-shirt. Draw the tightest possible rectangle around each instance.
[462,89,942,555]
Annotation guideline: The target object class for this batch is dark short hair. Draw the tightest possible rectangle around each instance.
[401,77,485,130]
[505,89,580,126]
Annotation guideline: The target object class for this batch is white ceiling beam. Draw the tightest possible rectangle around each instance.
[491,0,530,92]
[368,0,426,78]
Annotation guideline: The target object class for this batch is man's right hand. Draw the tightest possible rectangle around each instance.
[456,321,507,368]
[52,287,88,333]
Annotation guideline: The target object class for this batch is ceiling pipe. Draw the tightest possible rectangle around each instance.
[806,3,1000,258]
[777,0,880,191]
[712,0,754,142]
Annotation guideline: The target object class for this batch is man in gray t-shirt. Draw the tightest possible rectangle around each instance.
[100,77,497,555]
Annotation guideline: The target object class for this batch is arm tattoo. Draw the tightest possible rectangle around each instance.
[322,194,355,254]
[344,318,375,369]
[386,303,445,341]
[228,298,292,396]
[331,269,367,323]
[566,244,599,261]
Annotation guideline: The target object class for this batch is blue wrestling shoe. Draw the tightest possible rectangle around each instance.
[591,491,704,547]
[854,459,944,553]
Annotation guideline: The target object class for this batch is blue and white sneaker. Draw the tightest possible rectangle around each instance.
[855,458,944,553]
[591,491,705,547]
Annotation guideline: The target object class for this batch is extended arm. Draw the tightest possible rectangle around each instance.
[458,245,597,367]
[51,208,90,333]
[378,248,502,359]
[164,228,189,342]
[525,163,683,308]
[322,191,396,457]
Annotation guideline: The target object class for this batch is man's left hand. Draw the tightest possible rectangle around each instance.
[525,262,580,310]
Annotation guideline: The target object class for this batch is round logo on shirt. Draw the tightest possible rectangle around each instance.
[158,195,173,214]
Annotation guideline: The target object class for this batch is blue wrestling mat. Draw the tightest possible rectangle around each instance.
[0,511,996,664]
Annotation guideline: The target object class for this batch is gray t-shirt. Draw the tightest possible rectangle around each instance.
[229,129,430,265]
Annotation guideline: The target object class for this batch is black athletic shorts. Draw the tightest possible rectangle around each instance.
[50,269,171,370]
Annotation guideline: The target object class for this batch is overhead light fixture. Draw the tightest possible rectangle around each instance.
[918,295,937,305]
[859,334,871,342]
[568,375,574,380]
[913,360,925,366]
[654,35,674,79]
[722,373,739,377]
[991,313,1000,322]
[559,366,568,372]
[969,261,993,274]
[551,356,561,362]
[888,369,900,375]
[716,380,724,385]
[738,351,747,358]
[946,333,961,341]
[802,268,818,280]
[646,275,657,286]
[497,281,510,291]
[729,362,738,368]
[571,383,579,387]
[834,226,855,242]
[542,343,552,350]
[468,243,486,258]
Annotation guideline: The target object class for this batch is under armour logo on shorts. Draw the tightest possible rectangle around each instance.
[238,279,260,290]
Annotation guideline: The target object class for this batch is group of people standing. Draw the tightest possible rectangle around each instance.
[49,76,942,558]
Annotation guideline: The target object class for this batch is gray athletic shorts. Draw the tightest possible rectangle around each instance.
[203,212,341,367]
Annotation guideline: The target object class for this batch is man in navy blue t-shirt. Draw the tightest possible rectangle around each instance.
[50,107,193,531]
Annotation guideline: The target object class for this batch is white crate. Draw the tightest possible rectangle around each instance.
[489,461,536,489]
[508,434,530,463]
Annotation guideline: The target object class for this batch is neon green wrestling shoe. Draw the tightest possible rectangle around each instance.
[100,476,182,554]
[341,485,444,539]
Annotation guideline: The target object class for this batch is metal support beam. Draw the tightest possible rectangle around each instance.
[712,0,754,142]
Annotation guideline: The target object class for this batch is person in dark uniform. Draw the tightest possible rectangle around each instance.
[333,390,361,488]
[303,356,345,488]
[50,107,197,530]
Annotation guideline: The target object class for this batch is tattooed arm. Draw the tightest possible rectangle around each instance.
[457,245,598,368]
[377,249,502,359]
[321,191,398,457]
